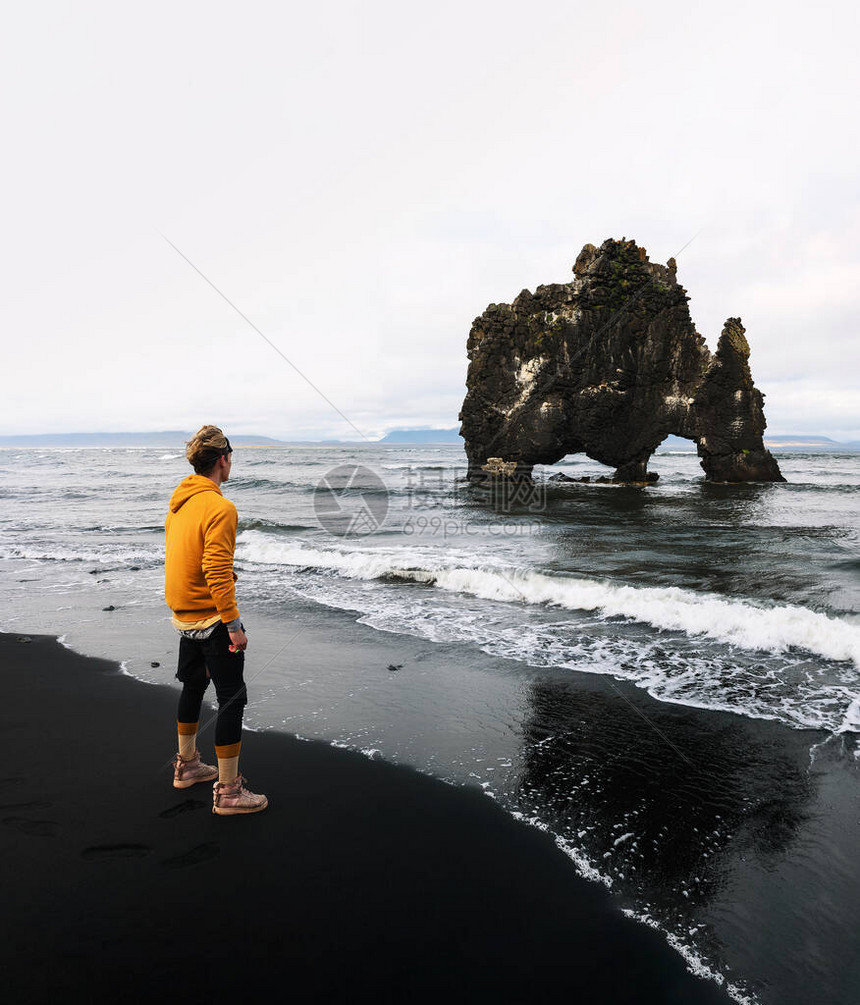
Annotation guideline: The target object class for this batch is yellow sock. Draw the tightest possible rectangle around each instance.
[177,721,198,760]
[215,741,242,784]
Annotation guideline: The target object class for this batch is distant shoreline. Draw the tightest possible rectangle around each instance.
[1,435,857,451]
[7,427,856,450]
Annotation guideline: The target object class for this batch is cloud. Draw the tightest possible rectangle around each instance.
[2,1,857,438]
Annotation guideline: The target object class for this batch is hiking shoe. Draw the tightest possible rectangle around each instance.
[212,774,268,815]
[173,751,218,789]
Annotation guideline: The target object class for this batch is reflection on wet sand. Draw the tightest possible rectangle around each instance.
[514,672,816,971]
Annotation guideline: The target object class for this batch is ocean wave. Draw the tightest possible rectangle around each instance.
[780,482,860,493]
[830,557,860,572]
[80,524,165,534]
[236,532,487,578]
[235,533,860,668]
[232,475,463,504]
[0,542,156,565]
[232,477,314,492]
[238,517,311,534]
[381,463,460,471]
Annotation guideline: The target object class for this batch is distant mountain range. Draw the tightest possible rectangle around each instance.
[658,434,860,452]
[377,428,461,444]
[0,428,857,450]
[0,428,465,448]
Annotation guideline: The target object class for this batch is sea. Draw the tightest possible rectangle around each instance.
[2,443,859,1004]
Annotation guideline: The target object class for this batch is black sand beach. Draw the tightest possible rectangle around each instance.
[1,631,733,1004]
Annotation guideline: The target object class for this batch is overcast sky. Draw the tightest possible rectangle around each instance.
[2,1,858,441]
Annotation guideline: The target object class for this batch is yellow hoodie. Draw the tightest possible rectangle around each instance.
[164,475,240,625]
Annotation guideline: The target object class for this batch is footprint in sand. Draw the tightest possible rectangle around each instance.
[82,844,153,860]
[161,842,220,869]
[3,817,61,837]
[159,799,208,819]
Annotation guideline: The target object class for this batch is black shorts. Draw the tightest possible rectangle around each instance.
[176,622,247,709]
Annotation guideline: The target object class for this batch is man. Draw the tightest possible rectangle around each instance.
[164,424,267,815]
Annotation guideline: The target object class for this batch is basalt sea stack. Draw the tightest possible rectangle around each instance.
[459,238,784,483]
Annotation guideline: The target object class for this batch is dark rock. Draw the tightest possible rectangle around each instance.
[459,238,785,484]
[102,606,116,612]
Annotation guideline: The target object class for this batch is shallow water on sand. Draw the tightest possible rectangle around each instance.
[1,444,858,1003]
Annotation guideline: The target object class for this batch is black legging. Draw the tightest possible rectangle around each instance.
[176,622,247,747]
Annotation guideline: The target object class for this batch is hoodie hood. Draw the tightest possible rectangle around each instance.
[168,475,223,513]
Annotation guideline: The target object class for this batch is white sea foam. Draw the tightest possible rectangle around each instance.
[236,533,860,667]
[621,910,758,1005]
[836,696,860,733]
[236,532,860,731]
[510,810,610,887]
[0,542,152,565]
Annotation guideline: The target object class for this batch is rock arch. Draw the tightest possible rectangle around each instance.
[459,239,784,484]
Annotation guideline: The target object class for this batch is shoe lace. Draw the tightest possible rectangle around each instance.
[215,775,244,801]
[176,752,199,774]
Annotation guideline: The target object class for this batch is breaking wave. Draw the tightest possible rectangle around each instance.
[235,533,860,668]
